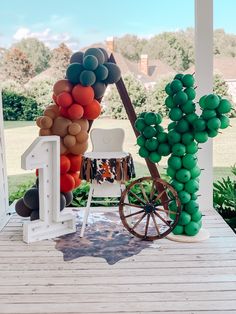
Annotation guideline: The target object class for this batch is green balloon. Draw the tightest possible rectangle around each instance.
[144,112,157,125]
[155,125,164,133]
[139,147,149,158]
[182,133,194,145]
[191,210,202,222]
[165,96,175,109]
[184,87,196,100]
[185,179,199,194]
[139,112,146,118]
[171,179,184,192]
[169,200,178,212]
[157,143,171,156]
[207,117,221,130]
[193,118,206,131]
[182,74,194,87]
[219,115,230,129]
[181,100,196,114]
[156,113,163,125]
[149,152,161,163]
[83,55,98,71]
[178,191,191,204]
[184,221,199,236]
[207,128,218,138]
[174,73,184,80]
[199,95,207,109]
[167,167,176,177]
[191,193,198,200]
[80,70,96,86]
[198,219,202,228]
[175,119,189,133]
[167,130,181,144]
[165,83,174,96]
[185,200,199,214]
[168,121,177,131]
[172,143,186,156]
[176,169,191,183]
[217,99,232,114]
[169,108,183,121]
[182,154,198,169]
[204,94,220,109]
[156,132,168,143]
[190,166,201,178]
[194,131,208,143]
[185,113,198,124]
[178,211,191,225]
[168,156,182,170]
[143,126,156,138]
[137,135,146,147]
[201,109,217,120]
[145,138,159,151]
[186,142,198,154]
[173,225,184,235]
[135,118,146,132]
[173,91,188,105]
[170,79,183,93]
[66,63,83,84]
[94,64,109,81]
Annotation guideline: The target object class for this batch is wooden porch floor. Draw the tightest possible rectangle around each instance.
[0,208,235,314]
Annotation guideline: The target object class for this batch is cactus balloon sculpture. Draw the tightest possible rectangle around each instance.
[135,73,232,236]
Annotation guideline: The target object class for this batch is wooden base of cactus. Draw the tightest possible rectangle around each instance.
[119,177,181,241]
[167,228,210,242]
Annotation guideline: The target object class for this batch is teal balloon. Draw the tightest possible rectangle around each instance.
[83,55,98,70]
[80,70,96,86]
[98,47,109,62]
[217,99,232,114]
[204,94,220,109]
[66,63,83,84]
[95,64,109,81]
[190,166,201,179]
[219,115,230,129]
[70,51,84,64]
[92,82,106,99]
[103,62,121,84]
[84,48,105,64]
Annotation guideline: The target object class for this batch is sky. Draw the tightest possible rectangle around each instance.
[0,0,236,50]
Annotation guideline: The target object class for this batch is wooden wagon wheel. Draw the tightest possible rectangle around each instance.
[119,177,181,241]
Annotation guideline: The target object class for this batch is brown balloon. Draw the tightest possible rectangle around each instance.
[76,130,89,143]
[69,141,88,155]
[68,123,81,135]
[73,118,89,131]
[60,139,68,155]
[52,117,72,137]
[36,116,43,128]
[39,128,52,136]
[63,135,76,148]
[40,116,53,129]
[53,79,73,96]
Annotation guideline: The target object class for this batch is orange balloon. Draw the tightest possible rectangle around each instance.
[53,79,73,96]
[75,130,89,143]
[72,84,94,106]
[57,92,73,108]
[59,107,70,119]
[60,173,75,193]
[67,154,82,172]
[60,155,71,174]
[83,99,101,120]
[68,104,84,120]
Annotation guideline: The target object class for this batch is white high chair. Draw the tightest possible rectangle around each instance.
[80,128,129,237]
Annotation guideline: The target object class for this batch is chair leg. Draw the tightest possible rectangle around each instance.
[80,185,94,238]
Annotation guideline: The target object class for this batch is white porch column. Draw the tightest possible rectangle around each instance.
[195,0,214,211]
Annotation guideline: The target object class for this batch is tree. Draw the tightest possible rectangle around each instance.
[115,35,147,61]
[105,74,147,119]
[14,38,51,74]
[49,43,71,79]
[1,48,34,84]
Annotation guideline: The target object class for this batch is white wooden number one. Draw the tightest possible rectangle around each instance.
[21,136,76,243]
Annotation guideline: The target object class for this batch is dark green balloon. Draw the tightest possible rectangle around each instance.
[167,130,181,144]
[219,115,230,129]
[168,156,182,170]
[167,167,176,177]
[182,154,198,169]
[168,121,177,131]
[66,63,83,84]
[191,193,198,200]
[178,190,191,204]
[201,109,217,120]
[173,225,184,235]
[143,126,156,138]
[199,95,207,109]
[207,117,221,130]
[169,108,183,121]
[157,143,171,156]
[173,91,188,105]
[137,135,146,146]
[181,100,196,114]
[194,131,208,143]
[171,179,184,192]
[149,152,161,163]
[175,119,189,133]
[145,138,159,151]
[191,210,202,222]
[207,129,219,138]
[84,48,105,64]
[80,70,96,86]
[185,179,199,194]
[170,79,183,93]
[182,132,194,145]
[185,200,199,214]
[190,166,201,178]
[176,169,191,183]
[182,74,194,88]
[178,211,191,225]
[165,83,174,96]
[217,99,232,114]
[185,113,198,124]
[156,113,163,125]
[156,132,168,143]
[135,118,146,132]
[193,118,206,131]
[144,112,157,125]
[204,94,220,109]
[174,73,184,80]
[172,143,186,156]
[184,221,199,236]
[155,125,164,133]
[139,147,149,158]
[184,87,196,100]
[186,142,198,154]
[165,96,175,109]
[94,64,109,81]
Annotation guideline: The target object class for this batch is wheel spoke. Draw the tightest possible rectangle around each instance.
[124,209,145,218]
[139,183,149,202]
[152,189,167,203]
[132,213,147,229]
[144,214,150,237]
[156,208,177,215]
[128,190,146,205]
[123,203,144,210]
[154,211,171,227]
[150,180,156,201]
[151,212,160,236]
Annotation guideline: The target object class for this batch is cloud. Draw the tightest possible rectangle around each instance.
[13,27,79,50]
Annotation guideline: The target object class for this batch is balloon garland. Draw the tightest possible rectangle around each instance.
[135,73,232,236]
[16,48,121,220]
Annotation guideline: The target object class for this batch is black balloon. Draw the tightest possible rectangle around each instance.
[30,210,40,221]
[63,191,73,206]
[92,82,106,99]
[15,198,32,217]
[23,188,39,210]
[98,47,109,62]
[103,62,121,84]
[70,51,84,64]
[60,193,66,211]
